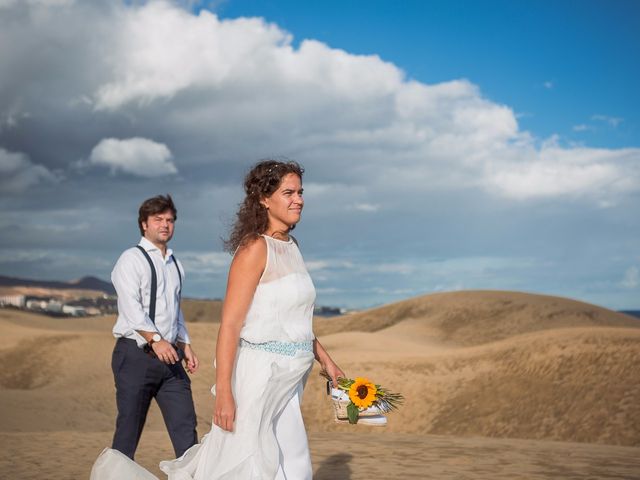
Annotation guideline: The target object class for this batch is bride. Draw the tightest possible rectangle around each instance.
[92,159,344,479]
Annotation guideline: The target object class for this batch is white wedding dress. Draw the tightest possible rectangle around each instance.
[92,235,317,479]
[161,234,316,479]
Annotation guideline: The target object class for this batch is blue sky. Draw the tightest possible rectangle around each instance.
[212,0,640,147]
[1,0,639,310]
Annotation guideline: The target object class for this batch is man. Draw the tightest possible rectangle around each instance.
[110,194,198,459]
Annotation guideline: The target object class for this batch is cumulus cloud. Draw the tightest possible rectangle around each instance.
[93,3,304,110]
[88,137,177,177]
[487,148,640,200]
[0,147,57,193]
[0,1,638,309]
[72,2,639,203]
[485,143,640,200]
[1,1,637,202]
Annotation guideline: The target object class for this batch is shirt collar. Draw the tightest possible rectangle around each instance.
[138,236,173,260]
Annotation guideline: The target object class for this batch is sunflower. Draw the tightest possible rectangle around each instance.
[348,377,377,409]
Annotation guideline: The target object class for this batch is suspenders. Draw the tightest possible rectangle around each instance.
[135,245,182,323]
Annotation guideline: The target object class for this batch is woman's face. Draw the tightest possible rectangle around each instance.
[262,173,304,232]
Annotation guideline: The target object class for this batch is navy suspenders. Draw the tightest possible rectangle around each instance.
[135,245,182,324]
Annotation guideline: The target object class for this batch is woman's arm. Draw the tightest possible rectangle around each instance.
[213,237,266,432]
[313,337,345,387]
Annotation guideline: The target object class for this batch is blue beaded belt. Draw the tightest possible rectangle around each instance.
[239,338,313,357]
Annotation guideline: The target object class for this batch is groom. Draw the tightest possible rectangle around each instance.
[110,194,198,459]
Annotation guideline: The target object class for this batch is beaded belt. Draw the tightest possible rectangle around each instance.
[239,338,313,357]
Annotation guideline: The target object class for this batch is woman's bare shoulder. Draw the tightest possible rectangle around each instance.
[232,234,267,265]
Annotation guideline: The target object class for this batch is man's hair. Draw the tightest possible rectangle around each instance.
[138,194,177,236]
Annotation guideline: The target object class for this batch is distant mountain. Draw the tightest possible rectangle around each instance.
[0,275,115,295]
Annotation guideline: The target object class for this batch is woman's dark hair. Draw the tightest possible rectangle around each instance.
[224,159,304,253]
[138,194,177,235]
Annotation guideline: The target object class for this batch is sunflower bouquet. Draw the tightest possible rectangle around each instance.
[321,371,404,425]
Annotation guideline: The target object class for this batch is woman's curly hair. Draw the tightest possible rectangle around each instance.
[224,159,304,253]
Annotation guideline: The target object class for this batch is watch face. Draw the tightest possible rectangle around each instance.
[152,333,162,342]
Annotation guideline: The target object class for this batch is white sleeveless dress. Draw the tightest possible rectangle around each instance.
[159,235,316,479]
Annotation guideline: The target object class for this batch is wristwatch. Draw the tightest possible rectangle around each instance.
[149,333,162,345]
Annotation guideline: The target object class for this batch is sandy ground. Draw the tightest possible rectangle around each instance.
[1,290,639,479]
[1,431,639,479]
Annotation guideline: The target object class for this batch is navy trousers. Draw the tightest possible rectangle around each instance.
[111,338,198,459]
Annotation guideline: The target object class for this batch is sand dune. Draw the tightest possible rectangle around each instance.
[314,290,638,343]
[1,290,639,478]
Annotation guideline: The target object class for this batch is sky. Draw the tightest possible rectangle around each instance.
[0,0,639,310]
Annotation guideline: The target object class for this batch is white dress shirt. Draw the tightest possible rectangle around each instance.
[111,236,191,348]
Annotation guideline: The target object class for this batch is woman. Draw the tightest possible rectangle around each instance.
[160,160,344,479]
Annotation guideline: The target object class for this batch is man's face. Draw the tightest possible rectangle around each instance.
[142,210,175,247]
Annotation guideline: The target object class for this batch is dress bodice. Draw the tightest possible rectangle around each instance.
[239,235,316,344]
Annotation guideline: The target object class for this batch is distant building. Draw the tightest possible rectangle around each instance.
[46,300,63,313]
[0,295,26,308]
[26,299,48,310]
[84,306,102,316]
[314,305,345,317]
[62,305,86,316]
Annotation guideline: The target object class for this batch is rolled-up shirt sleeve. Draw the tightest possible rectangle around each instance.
[176,308,191,344]
[111,251,158,334]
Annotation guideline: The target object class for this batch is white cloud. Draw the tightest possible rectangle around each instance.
[88,137,177,177]
[1,1,633,203]
[485,142,640,201]
[621,266,638,289]
[572,124,591,132]
[351,203,380,212]
[592,114,623,128]
[0,0,74,6]
[304,260,330,272]
[94,3,296,110]
[372,263,416,275]
[0,1,639,311]
[179,251,230,274]
[0,147,57,193]
[0,248,111,270]
[543,81,554,89]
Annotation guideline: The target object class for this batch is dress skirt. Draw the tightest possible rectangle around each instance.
[159,346,315,479]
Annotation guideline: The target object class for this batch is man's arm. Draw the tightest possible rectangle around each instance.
[111,251,158,334]
[176,309,191,345]
[176,309,199,373]
[112,250,180,364]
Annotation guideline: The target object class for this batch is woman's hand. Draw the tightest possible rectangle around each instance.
[213,390,236,432]
[314,337,345,387]
[322,358,346,388]
[212,237,266,434]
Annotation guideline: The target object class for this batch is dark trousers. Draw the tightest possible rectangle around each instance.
[111,338,197,460]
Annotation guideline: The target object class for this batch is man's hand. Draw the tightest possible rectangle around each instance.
[182,343,199,374]
[151,339,180,364]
